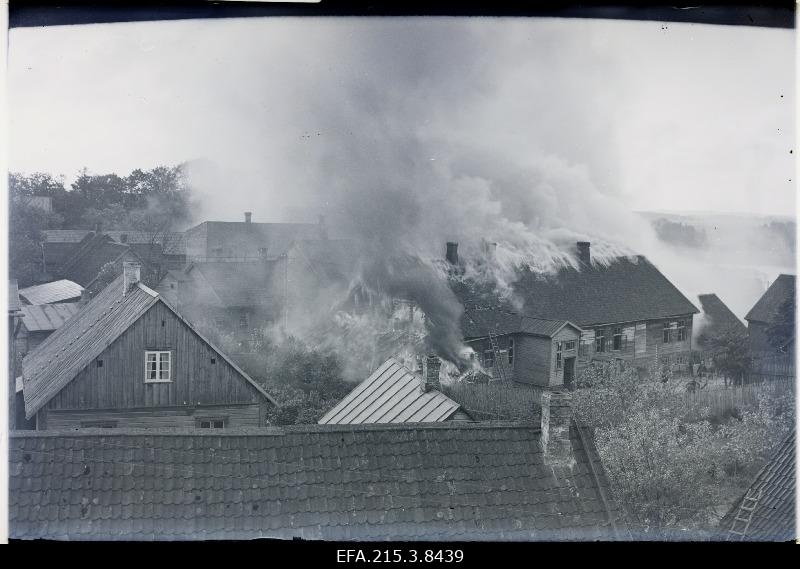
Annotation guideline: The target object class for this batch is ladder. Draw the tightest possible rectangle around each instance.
[726,488,762,541]
[487,332,508,382]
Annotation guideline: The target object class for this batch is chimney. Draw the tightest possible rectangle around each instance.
[445,242,459,265]
[424,355,441,391]
[481,240,498,260]
[122,261,141,295]
[244,211,252,224]
[576,241,591,266]
[79,288,91,306]
[540,390,575,468]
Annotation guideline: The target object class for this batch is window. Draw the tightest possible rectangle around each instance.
[613,327,622,351]
[556,341,563,369]
[81,421,117,429]
[564,340,576,352]
[663,323,672,343]
[258,247,268,257]
[595,329,606,353]
[197,418,225,429]
[239,313,249,330]
[211,247,223,256]
[483,350,494,368]
[145,350,171,382]
[97,359,103,368]
[507,338,514,366]
[677,320,686,342]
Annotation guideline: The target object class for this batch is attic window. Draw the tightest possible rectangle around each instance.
[97,359,103,368]
[170,284,175,289]
[211,357,216,365]
[145,350,171,382]
[564,340,576,352]
[258,247,268,256]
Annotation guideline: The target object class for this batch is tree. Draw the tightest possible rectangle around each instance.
[703,328,752,386]
[8,192,64,286]
[766,295,795,353]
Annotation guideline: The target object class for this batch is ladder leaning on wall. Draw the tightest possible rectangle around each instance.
[487,332,508,382]
[726,487,763,541]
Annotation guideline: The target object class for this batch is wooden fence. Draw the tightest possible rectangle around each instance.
[747,353,795,383]
[683,377,795,418]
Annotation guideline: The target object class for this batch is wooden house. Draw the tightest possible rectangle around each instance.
[462,310,583,388]
[21,262,276,430]
[451,241,699,373]
[184,212,325,263]
[744,274,795,356]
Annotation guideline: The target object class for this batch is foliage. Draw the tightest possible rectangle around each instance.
[702,327,752,386]
[572,359,794,537]
[8,192,65,286]
[766,295,795,353]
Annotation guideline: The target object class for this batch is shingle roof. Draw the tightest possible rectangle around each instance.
[318,358,461,425]
[697,294,747,337]
[20,302,81,332]
[719,432,795,541]
[189,261,282,307]
[18,280,84,305]
[22,275,275,418]
[462,309,580,340]
[9,423,626,541]
[451,256,699,326]
[745,274,795,324]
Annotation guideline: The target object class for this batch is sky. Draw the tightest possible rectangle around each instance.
[8,17,795,221]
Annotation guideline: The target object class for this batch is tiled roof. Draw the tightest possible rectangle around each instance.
[719,432,795,541]
[697,294,747,337]
[451,256,699,327]
[9,423,626,541]
[20,302,81,332]
[18,280,84,305]
[189,261,282,307]
[745,274,795,324]
[22,276,275,418]
[318,358,461,425]
[462,309,580,339]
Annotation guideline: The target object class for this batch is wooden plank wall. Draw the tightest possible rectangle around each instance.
[45,302,262,411]
[45,404,261,430]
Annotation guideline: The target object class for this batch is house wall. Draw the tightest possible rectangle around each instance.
[42,403,262,430]
[185,223,209,262]
[514,335,553,387]
[465,335,518,382]
[748,321,781,356]
[548,327,581,386]
[40,301,266,425]
[578,315,694,371]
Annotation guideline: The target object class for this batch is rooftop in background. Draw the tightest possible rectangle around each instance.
[318,358,462,425]
[451,256,699,327]
[18,279,83,305]
[745,274,796,324]
[697,294,747,336]
[20,302,80,332]
[462,309,581,340]
[9,280,21,313]
[719,432,795,541]
[42,229,187,255]
[9,422,626,541]
[183,261,283,308]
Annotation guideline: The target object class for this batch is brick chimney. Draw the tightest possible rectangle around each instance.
[424,355,441,391]
[576,242,591,266]
[122,261,141,296]
[445,242,459,265]
[540,390,575,468]
[244,211,252,224]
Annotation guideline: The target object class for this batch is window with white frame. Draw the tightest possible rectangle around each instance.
[507,338,514,366]
[145,350,171,382]
[556,341,563,369]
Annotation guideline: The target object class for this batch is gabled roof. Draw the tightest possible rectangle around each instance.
[719,432,795,541]
[187,261,282,307]
[20,302,80,332]
[745,274,795,324]
[697,293,747,336]
[42,230,187,255]
[18,279,83,305]
[59,233,134,287]
[22,275,275,418]
[318,358,461,425]
[190,221,323,258]
[462,309,581,340]
[451,256,699,326]
[9,423,627,541]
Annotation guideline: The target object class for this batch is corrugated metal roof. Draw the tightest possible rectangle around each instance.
[318,358,461,425]
[22,276,276,418]
[20,302,80,332]
[18,280,83,305]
